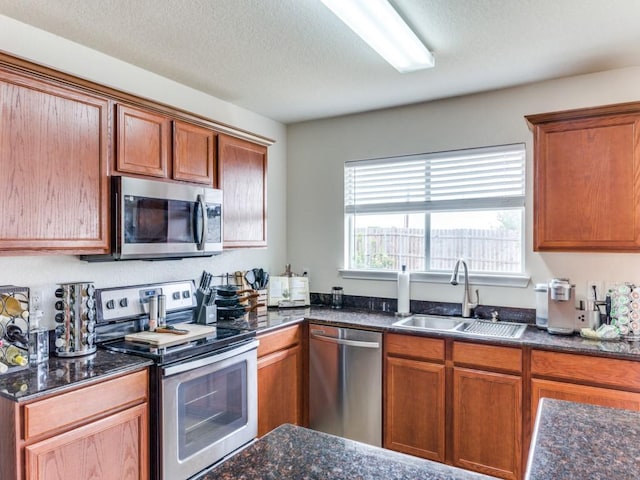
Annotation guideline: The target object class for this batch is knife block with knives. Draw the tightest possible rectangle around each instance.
[195,270,217,325]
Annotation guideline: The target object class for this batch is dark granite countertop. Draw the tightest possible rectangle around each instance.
[243,306,640,361]
[199,424,496,480]
[525,398,640,479]
[0,349,152,402]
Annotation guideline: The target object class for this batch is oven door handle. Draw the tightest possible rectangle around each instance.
[162,339,259,376]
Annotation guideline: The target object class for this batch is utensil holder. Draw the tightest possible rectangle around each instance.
[197,304,217,325]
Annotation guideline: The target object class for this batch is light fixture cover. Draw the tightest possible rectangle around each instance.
[321,0,434,72]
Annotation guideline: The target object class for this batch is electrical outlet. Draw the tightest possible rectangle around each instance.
[30,288,44,311]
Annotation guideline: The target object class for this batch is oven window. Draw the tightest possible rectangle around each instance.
[177,360,248,460]
[124,196,196,244]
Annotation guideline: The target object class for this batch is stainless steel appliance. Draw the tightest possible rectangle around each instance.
[309,324,382,446]
[547,278,577,335]
[83,176,223,261]
[95,280,257,480]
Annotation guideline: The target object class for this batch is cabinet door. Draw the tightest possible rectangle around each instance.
[116,104,170,178]
[531,378,640,418]
[531,113,640,251]
[25,403,148,480]
[218,134,267,247]
[257,344,303,436]
[173,120,217,185]
[453,367,521,480]
[0,68,109,254]
[384,356,445,462]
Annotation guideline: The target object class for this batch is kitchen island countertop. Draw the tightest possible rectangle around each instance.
[198,423,497,480]
[526,398,640,479]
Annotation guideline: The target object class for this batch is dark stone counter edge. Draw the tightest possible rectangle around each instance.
[0,350,153,403]
[253,306,640,362]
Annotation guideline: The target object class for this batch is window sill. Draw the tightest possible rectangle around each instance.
[338,269,531,288]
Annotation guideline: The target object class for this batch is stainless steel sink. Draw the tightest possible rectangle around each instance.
[392,314,466,332]
[392,315,528,339]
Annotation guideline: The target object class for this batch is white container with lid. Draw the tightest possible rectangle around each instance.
[534,283,548,329]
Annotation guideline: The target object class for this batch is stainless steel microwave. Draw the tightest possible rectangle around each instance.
[83,176,223,261]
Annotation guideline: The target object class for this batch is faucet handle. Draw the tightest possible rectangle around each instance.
[471,288,479,308]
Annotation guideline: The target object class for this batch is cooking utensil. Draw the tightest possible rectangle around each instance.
[156,326,189,335]
[244,270,256,289]
[215,285,239,297]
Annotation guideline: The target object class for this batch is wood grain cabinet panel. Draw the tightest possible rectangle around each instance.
[173,120,217,185]
[0,369,149,480]
[527,104,640,251]
[257,325,303,436]
[384,355,445,462]
[218,134,268,247]
[531,378,640,419]
[116,104,170,178]
[0,67,109,254]
[453,367,522,480]
[25,404,148,480]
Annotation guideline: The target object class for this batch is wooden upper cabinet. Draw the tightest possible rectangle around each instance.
[0,67,109,254]
[116,104,170,178]
[527,103,640,251]
[218,134,268,248]
[173,120,217,186]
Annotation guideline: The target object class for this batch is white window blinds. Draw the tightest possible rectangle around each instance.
[345,143,526,214]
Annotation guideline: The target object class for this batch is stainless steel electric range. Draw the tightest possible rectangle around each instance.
[95,280,258,480]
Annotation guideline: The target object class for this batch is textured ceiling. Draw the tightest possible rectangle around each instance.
[1,0,640,124]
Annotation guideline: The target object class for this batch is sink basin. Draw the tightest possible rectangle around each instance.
[392,315,528,339]
[392,314,466,332]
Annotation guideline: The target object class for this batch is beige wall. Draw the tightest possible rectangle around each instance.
[0,15,287,328]
[287,66,640,309]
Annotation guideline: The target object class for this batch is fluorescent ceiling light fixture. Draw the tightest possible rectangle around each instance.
[321,0,434,73]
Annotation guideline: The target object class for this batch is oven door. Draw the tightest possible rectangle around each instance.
[160,340,258,480]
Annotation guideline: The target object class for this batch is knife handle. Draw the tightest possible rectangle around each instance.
[156,327,188,335]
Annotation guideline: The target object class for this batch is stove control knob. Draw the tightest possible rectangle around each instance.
[182,290,190,299]
[106,299,115,309]
[172,292,181,300]
[119,298,128,308]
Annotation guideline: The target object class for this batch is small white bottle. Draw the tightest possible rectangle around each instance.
[397,265,411,316]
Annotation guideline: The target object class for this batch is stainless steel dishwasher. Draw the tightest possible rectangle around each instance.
[309,324,382,446]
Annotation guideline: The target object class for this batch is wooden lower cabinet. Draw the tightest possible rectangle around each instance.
[384,335,522,479]
[452,342,523,480]
[385,355,445,461]
[530,349,640,430]
[453,368,522,479]
[257,324,304,436]
[25,404,147,480]
[0,368,149,480]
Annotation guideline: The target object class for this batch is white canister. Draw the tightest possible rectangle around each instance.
[534,283,548,329]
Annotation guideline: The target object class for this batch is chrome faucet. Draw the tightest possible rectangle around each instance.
[450,258,479,318]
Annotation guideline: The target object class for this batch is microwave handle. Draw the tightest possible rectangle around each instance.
[195,194,206,250]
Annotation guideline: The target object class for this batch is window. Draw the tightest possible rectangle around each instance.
[344,144,525,274]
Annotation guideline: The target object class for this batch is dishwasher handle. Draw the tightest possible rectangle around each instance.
[310,330,380,349]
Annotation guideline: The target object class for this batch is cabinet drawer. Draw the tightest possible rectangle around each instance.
[385,333,445,362]
[23,369,148,441]
[531,350,640,391]
[453,341,522,374]
[258,324,302,358]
